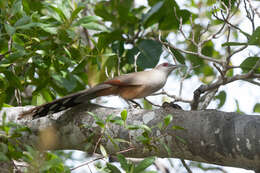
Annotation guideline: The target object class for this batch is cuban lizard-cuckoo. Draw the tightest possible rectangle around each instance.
[19,63,182,119]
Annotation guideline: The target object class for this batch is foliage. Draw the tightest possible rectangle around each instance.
[0,112,70,172]
[84,110,185,172]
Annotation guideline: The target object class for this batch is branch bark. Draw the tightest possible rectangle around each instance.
[1,104,260,171]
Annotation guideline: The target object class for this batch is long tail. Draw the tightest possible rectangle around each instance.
[18,84,115,119]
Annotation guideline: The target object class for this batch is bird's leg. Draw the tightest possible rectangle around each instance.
[144,97,161,107]
[162,102,183,110]
[125,99,142,108]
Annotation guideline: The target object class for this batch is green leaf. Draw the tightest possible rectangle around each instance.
[100,144,108,158]
[32,93,46,105]
[94,1,115,21]
[161,142,172,156]
[106,163,121,173]
[164,114,173,127]
[4,23,16,36]
[38,23,58,34]
[202,41,214,57]
[52,73,77,92]
[73,16,100,26]
[253,103,260,113]
[70,6,85,21]
[3,71,22,89]
[0,51,25,66]
[134,156,155,172]
[145,0,190,30]
[105,114,114,123]
[110,117,124,126]
[14,16,31,27]
[114,138,131,144]
[11,0,24,16]
[2,104,13,107]
[235,99,243,113]
[88,112,103,122]
[13,34,24,46]
[63,46,71,58]
[121,109,127,121]
[170,48,185,64]
[240,57,260,73]
[97,30,123,50]
[82,23,107,31]
[16,22,38,30]
[117,154,129,171]
[172,125,185,130]
[0,153,9,161]
[140,125,152,133]
[215,91,226,108]
[222,42,248,47]
[143,1,164,25]
[143,99,152,110]
[175,135,186,144]
[249,27,260,45]
[95,121,105,129]
[127,124,151,133]
[136,39,162,69]
[40,89,53,102]
[126,125,140,130]
[46,5,67,22]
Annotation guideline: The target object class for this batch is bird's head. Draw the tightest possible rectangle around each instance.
[155,62,185,75]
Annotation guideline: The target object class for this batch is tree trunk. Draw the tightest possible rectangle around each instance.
[1,103,260,171]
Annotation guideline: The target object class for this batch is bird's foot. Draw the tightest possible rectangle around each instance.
[128,99,142,108]
[162,102,183,110]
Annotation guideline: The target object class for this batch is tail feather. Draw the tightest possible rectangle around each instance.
[18,84,114,119]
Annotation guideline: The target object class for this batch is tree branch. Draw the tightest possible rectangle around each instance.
[1,104,260,171]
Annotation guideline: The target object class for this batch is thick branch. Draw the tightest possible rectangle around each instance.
[1,104,260,171]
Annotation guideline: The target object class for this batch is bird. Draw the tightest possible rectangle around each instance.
[19,63,183,119]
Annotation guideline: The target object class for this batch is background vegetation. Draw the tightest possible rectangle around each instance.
[0,0,260,172]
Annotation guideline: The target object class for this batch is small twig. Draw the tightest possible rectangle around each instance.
[71,156,104,171]
[180,159,193,173]
[225,26,231,64]
[213,63,225,78]
[87,164,93,173]
[153,90,192,103]
[212,4,248,40]
[178,65,194,97]
[226,45,248,65]
[134,52,140,72]
[117,53,121,76]
[191,72,260,110]
[159,40,222,65]
[174,7,197,46]
[116,147,136,154]
[71,147,135,171]
[0,50,12,60]
[93,135,103,154]
[244,0,255,32]
[247,0,260,18]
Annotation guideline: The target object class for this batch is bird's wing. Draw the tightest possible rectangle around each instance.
[103,71,152,86]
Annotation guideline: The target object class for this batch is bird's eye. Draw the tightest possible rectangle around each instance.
[162,63,169,67]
